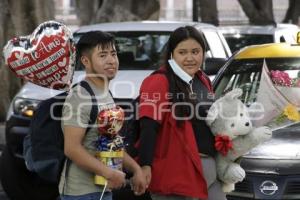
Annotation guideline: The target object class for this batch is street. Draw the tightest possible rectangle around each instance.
[0,123,10,200]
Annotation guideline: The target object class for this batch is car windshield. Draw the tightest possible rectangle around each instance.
[74,31,170,70]
[214,58,300,106]
[223,34,273,53]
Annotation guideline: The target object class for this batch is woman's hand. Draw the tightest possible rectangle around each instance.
[141,165,152,188]
[131,167,147,195]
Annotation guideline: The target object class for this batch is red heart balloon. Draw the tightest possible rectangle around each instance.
[97,106,125,137]
[3,21,75,90]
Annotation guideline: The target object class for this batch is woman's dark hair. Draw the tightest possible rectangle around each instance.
[163,26,207,126]
[164,26,207,65]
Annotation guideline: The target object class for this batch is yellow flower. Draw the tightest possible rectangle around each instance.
[283,104,300,121]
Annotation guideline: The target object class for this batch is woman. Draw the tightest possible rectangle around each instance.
[138,26,227,200]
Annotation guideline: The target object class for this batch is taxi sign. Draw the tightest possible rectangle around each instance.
[235,43,300,59]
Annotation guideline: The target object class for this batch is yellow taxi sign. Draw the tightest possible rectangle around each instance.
[235,43,300,59]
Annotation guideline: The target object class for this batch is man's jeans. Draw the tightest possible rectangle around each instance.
[60,192,112,200]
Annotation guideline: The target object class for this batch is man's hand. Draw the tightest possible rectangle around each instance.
[105,169,126,190]
[131,167,147,195]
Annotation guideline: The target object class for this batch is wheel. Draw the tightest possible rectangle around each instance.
[0,145,59,200]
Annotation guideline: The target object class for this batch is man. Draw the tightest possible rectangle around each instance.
[59,31,146,200]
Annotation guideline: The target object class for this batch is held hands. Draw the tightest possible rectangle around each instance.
[102,165,150,195]
[141,165,151,187]
[130,167,148,195]
[105,168,126,190]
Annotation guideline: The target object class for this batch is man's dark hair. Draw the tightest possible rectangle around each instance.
[76,31,115,58]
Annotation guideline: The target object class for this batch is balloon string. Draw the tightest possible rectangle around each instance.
[99,181,108,200]
[99,147,112,200]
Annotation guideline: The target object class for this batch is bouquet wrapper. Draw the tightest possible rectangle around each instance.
[94,150,124,185]
[276,86,300,107]
[250,60,300,130]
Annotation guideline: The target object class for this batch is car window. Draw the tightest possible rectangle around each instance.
[223,34,274,53]
[282,31,297,43]
[74,31,170,70]
[203,30,228,58]
[214,58,300,106]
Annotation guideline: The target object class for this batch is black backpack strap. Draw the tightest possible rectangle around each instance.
[78,81,98,130]
[62,80,98,194]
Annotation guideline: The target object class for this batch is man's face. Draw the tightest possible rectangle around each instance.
[86,44,119,80]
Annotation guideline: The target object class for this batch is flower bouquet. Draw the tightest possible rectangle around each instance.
[94,106,125,185]
[250,60,300,130]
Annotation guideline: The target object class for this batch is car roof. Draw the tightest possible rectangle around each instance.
[219,24,299,35]
[74,20,217,33]
[235,43,300,59]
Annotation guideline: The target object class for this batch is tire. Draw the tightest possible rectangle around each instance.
[0,145,59,200]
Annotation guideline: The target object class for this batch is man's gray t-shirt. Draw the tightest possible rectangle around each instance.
[59,80,114,195]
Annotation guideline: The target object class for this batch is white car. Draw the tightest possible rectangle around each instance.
[6,21,232,120]
[2,21,231,200]
[219,23,300,53]
[213,43,300,200]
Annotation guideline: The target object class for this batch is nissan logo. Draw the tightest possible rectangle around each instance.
[259,180,278,195]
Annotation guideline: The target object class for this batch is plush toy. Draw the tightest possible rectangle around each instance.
[205,88,272,192]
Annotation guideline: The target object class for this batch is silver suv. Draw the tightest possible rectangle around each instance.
[1,21,231,200]
[219,23,300,53]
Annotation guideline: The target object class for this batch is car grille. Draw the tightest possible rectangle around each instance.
[284,180,300,195]
[234,178,253,193]
[227,174,300,200]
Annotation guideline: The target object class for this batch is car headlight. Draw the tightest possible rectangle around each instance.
[13,98,41,117]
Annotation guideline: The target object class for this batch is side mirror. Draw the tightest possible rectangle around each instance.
[203,58,227,75]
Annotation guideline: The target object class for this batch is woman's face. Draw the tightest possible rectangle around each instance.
[172,38,204,77]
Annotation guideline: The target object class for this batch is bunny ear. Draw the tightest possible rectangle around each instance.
[225,88,243,100]
[206,104,218,126]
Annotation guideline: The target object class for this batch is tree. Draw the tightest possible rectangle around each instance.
[75,0,160,25]
[283,0,300,25]
[0,0,54,121]
[0,0,15,122]
[238,0,275,25]
[198,0,218,26]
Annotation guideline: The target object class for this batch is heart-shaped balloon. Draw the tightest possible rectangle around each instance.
[3,21,75,90]
[97,106,125,137]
